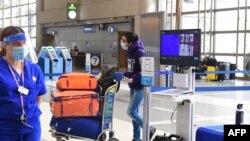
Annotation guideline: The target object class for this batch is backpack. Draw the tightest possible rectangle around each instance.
[97,66,120,96]
[205,57,217,67]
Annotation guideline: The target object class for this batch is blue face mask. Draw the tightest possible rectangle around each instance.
[11,46,29,61]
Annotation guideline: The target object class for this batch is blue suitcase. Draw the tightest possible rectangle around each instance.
[50,116,102,139]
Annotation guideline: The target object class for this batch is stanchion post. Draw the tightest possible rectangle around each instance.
[143,86,151,141]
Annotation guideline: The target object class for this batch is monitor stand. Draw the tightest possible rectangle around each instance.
[175,67,195,141]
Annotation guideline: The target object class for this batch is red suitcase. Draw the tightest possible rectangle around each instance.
[56,73,97,90]
[50,90,100,118]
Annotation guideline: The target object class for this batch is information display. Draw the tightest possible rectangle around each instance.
[160,29,201,66]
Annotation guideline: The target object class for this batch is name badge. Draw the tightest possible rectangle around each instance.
[18,86,29,95]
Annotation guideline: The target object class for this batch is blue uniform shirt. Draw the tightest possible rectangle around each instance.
[0,57,47,134]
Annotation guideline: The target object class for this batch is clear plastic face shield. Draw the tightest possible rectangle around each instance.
[1,33,38,63]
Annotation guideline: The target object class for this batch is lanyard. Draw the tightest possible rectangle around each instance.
[7,61,33,128]
[8,64,25,112]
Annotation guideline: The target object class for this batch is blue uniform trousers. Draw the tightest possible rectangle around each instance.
[0,128,41,141]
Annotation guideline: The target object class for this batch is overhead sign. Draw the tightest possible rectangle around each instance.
[83,25,95,33]
[68,3,77,10]
[67,3,78,20]
[107,26,114,33]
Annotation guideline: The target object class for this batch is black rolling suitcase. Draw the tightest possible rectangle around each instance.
[217,62,230,81]
[230,63,236,80]
[195,68,203,80]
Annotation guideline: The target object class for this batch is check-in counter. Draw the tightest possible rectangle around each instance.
[71,52,102,72]
[71,52,86,71]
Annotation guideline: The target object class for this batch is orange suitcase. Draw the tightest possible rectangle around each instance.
[56,73,97,90]
[50,90,100,118]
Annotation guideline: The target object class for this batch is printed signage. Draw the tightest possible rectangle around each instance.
[141,57,154,86]
[83,25,95,33]
[85,53,91,72]
[91,56,100,66]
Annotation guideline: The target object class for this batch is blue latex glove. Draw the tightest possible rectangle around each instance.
[114,72,124,81]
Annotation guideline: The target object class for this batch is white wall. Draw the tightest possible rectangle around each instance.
[37,0,158,24]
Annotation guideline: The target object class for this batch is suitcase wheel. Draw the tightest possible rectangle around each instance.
[109,131,115,138]
[98,132,107,141]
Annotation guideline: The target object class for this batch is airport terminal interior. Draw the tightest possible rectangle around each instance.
[1,0,250,141]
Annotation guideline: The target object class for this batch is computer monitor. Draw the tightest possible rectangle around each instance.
[160,29,201,67]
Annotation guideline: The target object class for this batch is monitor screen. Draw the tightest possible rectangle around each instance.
[62,50,72,59]
[48,50,58,59]
[160,29,201,66]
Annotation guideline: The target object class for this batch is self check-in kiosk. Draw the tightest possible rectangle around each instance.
[38,46,63,80]
[38,47,50,81]
[55,47,72,73]
[47,47,63,80]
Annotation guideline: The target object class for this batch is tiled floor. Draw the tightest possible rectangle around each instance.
[40,79,250,141]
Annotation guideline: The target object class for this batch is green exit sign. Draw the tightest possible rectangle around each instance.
[67,3,78,20]
[68,3,77,10]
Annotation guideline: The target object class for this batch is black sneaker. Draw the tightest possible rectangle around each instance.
[149,128,157,141]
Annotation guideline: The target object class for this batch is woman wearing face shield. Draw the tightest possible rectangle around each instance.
[120,31,156,141]
[0,26,47,141]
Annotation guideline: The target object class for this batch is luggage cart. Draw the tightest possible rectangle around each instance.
[49,82,120,141]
